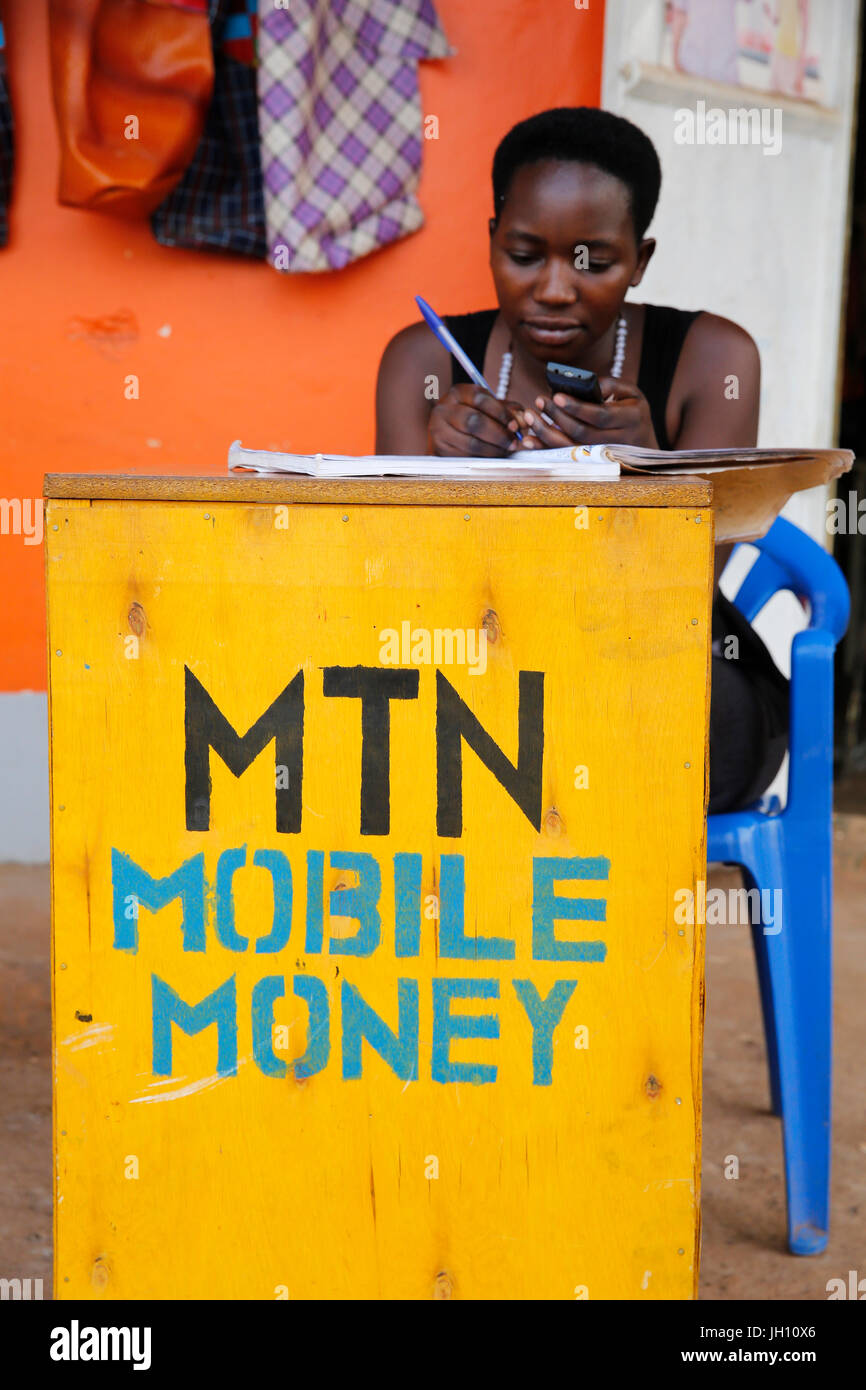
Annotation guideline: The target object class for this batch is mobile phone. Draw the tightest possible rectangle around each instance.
[545,361,603,404]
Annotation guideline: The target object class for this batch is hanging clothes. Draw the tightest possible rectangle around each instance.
[151,0,266,257]
[0,17,13,248]
[257,0,453,274]
[222,0,258,65]
[48,0,215,217]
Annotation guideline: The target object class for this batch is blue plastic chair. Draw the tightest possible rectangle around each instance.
[707,515,850,1256]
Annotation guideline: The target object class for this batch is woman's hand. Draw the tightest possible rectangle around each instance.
[516,376,659,450]
[428,385,524,457]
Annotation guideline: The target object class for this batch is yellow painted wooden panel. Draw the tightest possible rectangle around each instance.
[46,498,712,1300]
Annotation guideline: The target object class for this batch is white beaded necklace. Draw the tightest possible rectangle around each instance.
[495,312,628,399]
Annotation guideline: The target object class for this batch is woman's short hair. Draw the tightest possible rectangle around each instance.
[491,107,662,241]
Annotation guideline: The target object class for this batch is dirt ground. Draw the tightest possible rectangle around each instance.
[699,819,865,1299]
[1,824,863,1301]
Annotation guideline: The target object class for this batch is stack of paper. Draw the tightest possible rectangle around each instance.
[597,443,854,541]
[592,443,853,474]
[226,440,853,543]
[227,441,620,478]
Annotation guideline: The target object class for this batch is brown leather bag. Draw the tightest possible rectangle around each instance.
[48,0,215,217]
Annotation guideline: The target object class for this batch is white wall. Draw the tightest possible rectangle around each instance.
[0,693,49,863]
[603,0,862,547]
[603,0,861,806]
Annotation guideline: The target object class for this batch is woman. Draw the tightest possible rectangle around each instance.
[375,106,787,813]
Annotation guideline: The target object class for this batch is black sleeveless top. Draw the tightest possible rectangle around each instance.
[442,304,789,735]
[444,303,695,449]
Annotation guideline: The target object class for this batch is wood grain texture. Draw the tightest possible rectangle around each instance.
[47,497,711,1300]
[43,472,713,508]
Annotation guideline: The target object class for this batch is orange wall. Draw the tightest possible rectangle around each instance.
[1,0,605,692]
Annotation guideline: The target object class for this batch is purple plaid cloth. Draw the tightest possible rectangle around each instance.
[257,0,452,273]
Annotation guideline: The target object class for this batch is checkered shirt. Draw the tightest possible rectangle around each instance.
[257,0,452,274]
[150,0,265,256]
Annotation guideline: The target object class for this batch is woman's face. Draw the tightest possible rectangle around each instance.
[489,159,655,362]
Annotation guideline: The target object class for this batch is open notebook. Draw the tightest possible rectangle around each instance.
[228,441,620,478]
[227,440,853,542]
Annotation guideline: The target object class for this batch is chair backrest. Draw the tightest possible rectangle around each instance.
[728,516,850,642]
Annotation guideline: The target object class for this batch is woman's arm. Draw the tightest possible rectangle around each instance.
[375,322,526,457]
[375,323,445,455]
[671,312,760,451]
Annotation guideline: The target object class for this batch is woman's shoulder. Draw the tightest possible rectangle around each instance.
[377,319,447,376]
[637,303,761,442]
[378,307,499,378]
[642,302,759,356]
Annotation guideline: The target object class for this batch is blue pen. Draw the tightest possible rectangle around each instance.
[415,295,524,442]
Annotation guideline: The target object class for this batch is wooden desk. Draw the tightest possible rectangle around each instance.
[45,472,713,1300]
